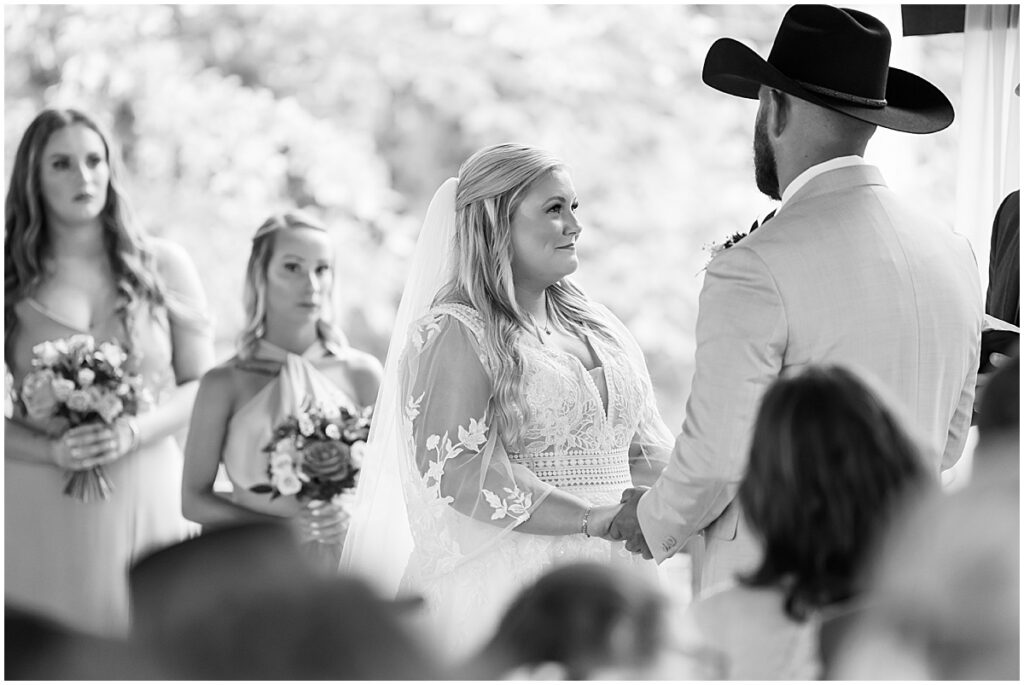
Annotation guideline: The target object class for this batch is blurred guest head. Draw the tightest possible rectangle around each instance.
[5,107,168,347]
[464,562,670,679]
[830,357,1019,680]
[239,210,347,358]
[6,605,161,679]
[129,521,439,679]
[739,364,934,620]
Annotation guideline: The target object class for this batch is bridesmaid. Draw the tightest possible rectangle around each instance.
[181,211,382,528]
[4,108,215,637]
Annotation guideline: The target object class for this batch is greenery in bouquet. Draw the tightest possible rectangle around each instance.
[250,398,371,504]
[18,334,146,501]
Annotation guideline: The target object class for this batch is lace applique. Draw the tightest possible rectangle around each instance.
[421,414,532,524]
[481,485,532,522]
[405,391,424,422]
[409,318,442,352]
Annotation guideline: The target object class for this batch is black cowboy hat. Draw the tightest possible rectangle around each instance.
[702,4,954,134]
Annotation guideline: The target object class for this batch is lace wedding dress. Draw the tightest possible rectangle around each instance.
[394,302,671,658]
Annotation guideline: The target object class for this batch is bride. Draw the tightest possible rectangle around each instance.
[342,143,673,659]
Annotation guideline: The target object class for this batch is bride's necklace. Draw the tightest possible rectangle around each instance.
[531,312,553,343]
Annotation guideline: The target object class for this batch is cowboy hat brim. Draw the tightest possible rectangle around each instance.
[702,38,954,134]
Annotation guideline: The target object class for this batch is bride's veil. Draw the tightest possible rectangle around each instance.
[339,177,459,598]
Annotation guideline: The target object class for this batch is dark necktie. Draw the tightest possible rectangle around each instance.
[750,208,777,233]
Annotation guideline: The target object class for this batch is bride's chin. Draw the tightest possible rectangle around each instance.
[559,261,580,279]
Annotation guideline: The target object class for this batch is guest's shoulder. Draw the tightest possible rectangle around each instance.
[148,236,194,275]
[330,347,384,383]
[690,583,788,628]
[196,356,247,393]
[147,236,205,297]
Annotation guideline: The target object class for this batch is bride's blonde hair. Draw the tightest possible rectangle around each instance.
[434,143,616,449]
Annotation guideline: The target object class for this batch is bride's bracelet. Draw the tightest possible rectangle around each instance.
[581,506,593,537]
[124,417,140,453]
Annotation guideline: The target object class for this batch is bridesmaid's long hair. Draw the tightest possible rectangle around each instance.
[434,143,616,449]
[238,210,348,360]
[4,108,170,356]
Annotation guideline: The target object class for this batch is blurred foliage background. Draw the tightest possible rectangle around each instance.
[5,4,964,429]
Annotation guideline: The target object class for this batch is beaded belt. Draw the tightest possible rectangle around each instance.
[508,449,632,493]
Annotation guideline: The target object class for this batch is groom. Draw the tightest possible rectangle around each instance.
[607,5,983,595]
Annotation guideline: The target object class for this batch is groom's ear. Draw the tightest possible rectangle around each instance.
[767,88,789,139]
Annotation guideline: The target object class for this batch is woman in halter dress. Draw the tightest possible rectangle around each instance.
[4,108,215,637]
[342,144,673,660]
[181,211,382,529]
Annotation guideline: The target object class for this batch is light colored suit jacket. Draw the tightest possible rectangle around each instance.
[638,164,983,593]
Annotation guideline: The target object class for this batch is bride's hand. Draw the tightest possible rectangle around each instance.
[585,503,622,539]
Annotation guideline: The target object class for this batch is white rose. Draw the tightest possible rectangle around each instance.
[77,368,96,387]
[67,334,95,356]
[66,389,92,413]
[350,440,366,469]
[31,341,61,367]
[52,378,76,402]
[298,415,315,437]
[324,424,341,440]
[270,452,294,472]
[96,394,124,424]
[273,471,302,496]
[20,369,58,420]
[98,342,125,369]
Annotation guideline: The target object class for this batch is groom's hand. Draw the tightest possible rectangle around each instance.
[609,487,653,559]
[608,487,646,540]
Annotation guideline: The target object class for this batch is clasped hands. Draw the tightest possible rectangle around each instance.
[50,419,137,472]
[583,486,653,559]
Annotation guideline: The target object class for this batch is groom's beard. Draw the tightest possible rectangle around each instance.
[753,110,781,201]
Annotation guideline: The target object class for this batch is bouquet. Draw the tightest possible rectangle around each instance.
[251,397,371,572]
[250,397,371,504]
[19,334,146,501]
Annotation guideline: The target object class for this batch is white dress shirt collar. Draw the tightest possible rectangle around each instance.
[780,155,866,208]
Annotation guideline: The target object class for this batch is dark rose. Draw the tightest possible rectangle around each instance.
[300,440,352,481]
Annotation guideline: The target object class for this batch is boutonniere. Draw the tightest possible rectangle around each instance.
[703,230,750,264]
[701,209,776,271]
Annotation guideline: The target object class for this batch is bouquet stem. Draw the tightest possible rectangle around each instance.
[63,466,114,502]
[295,499,350,574]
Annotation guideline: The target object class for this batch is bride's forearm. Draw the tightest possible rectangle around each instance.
[512,487,592,536]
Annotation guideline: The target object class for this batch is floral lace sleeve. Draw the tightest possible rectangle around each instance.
[400,308,554,529]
